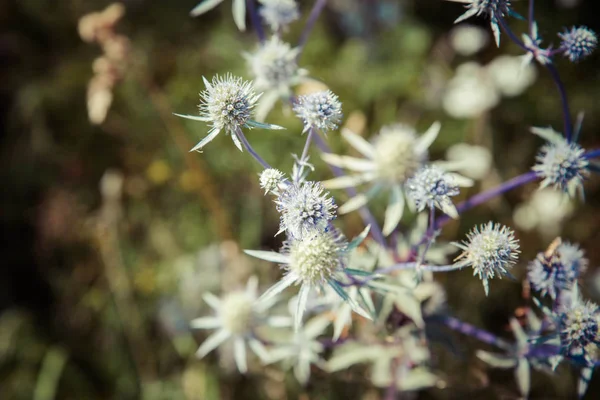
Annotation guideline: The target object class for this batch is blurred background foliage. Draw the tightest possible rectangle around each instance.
[1,0,600,398]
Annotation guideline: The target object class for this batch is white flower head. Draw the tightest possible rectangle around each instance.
[453,222,520,296]
[245,36,305,92]
[259,168,286,195]
[293,90,343,133]
[558,295,600,365]
[275,181,337,239]
[190,276,273,373]
[322,122,441,235]
[443,62,499,119]
[449,24,489,56]
[531,127,589,198]
[406,165,461,218]
[486,55,537,97]
[259,0,299,32]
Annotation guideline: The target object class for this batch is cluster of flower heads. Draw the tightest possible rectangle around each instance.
[175,0,600,398]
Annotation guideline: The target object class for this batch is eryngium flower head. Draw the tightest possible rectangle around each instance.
[533,139,589,198]
[453,222,520,295]
[448,0,512,46]
[528,240,588,300]
[245,36,302,92]
[406,165,460,218]
[293,90,343,133]
[559,300,600,365]
[259,0,299,31]
[276,181,337,238]
[373,124,428,184]
[260,168,285,195]
[558,26,597,62]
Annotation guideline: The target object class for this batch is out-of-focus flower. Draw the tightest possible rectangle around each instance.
[452,222,520,296]
[190,276,275,373]
[322,122,441,235]
[259,0,299,32]
[443,62,499,118]
[444,143,493,180]
[528,239,588,300]
[191,0,247,31]
[513,189,574,238]
[293,90,343,134]
[487,55,537,97]
[558,26,597,63]
[449,24,489,56]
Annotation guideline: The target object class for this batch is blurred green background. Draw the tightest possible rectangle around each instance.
[1,0,600,398]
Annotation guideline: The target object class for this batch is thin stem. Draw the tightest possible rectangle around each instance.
[246,0,265,43]
[584,149,600,159]
[435,171,539,229]
[235,127,272,169]
[312,132,387,249]
[439,316,512,350]
[497,15,528,51]
[545,63,574,141]
[297,0,327,56]
[528,0,535,35]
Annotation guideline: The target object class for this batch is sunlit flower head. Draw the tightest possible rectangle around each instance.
[322,122,441,235]
[275,181,337,239]
[190,276,274,373]
[532,127,589,198]
[293,90,343,133]
[528,239,588,300]
[406,165,462,218]
[259,0,299,32]
[558,26,597,62]
[453,222,520,295]
[259,168,286,195]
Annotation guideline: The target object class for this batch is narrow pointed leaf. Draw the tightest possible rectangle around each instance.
[190,0,224,17]
[246,119,285,130]
[232,0,246,30]
[244,249,289,263]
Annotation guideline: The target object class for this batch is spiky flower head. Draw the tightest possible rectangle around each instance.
[259,0,299,32]
[449,0,513,46]
[373,124,428,184]
[528,239,588,300]
[533,138,589,198]
[453,222,520,295]
[245,36,303,92]
[293,90,343,133]
[558,26,597,62]
[559,299,600,364]
[284,228,348,286]
[406,165,460,218]
[259,168,285,195]
[276,181,337,239]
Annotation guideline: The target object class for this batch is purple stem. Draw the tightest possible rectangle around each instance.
[584,149,600,159]
[297,0,327,55]
[441,316,511,350]
[312,133,387,249]
[528,0,535,35]
[246,0,265,43]
[527,344,561,359]
[235,127,272,169]
[497,14,574,143]
[435,171,539,229]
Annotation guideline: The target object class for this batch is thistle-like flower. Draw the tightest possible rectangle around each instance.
[322,122,441,235]
[528,239,588,300]
[259,0,299,32]
[259,168,285,195]
[275,181,337,239]
[558,26,598,63]
[558,293,600,366]
[293,90,343,134]
[531,126,589,198]
[245,36,307,121]
[446,0,513,47]
[174,74,283,152]
[245,227,372,331]
[191,0,247,31]
[405,165,469,219]
[452,222,520,296]
[190,277,274,373]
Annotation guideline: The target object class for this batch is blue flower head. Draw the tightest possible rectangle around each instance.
[293,90,343,134]
[558,297,600,366]
[559,26,597,63]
